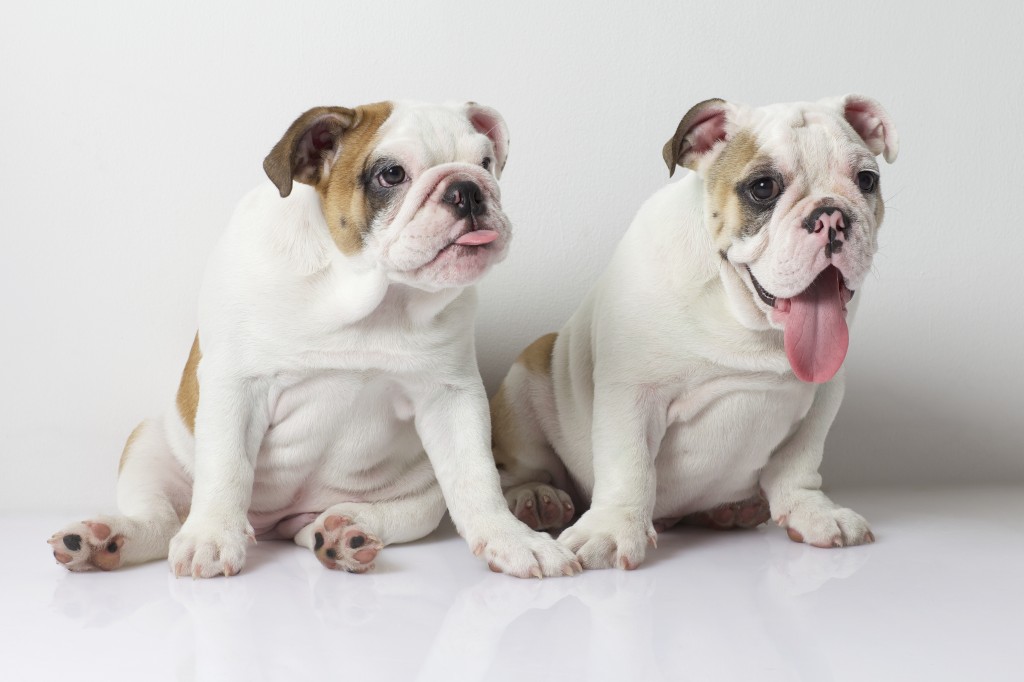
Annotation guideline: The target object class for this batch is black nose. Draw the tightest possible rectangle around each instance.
[443,180,485,218]
[804,206,851,259]
[803,206,851,235]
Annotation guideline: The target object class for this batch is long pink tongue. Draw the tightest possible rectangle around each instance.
[455,229,499,246]
[783,266,849,383]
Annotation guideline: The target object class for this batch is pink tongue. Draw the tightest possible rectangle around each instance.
[455,229,499,246]
[783,266,849,383]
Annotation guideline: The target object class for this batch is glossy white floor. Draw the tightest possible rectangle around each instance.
[6,486,1021,682]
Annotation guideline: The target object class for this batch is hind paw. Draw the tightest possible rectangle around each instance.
[312,515,383,573]
[48,521,125,572]
[683,493,771,530]
[505,483,574,531]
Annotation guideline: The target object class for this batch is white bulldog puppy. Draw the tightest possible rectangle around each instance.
[49,101,581,578]
[491,95,898,569]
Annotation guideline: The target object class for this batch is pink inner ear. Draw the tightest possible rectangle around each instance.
[310,120,337,152]
[468,108,508,168]
[688,108,728,155]
[845,104,883,146]
[470,110,499,140]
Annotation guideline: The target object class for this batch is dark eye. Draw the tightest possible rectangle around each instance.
[378,166,406,187]
[748,177,781,203]
[857,170,878,193]
[482,157,492,170]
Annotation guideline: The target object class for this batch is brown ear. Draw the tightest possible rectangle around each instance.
[662,98,729,176]
[263,106,356,197]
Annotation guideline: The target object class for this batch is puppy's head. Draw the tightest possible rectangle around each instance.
[663,95,899,383]
[264,101,511,291]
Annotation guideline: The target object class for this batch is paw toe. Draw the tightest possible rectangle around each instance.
[324,515,352,532]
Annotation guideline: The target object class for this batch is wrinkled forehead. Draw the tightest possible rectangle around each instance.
[744,102,877,178]
[373,102,485,166]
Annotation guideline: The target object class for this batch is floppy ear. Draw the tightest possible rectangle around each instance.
[263,106,356,197]
[466,103,510,178]
[662,98,730,176]
[827,94,899,163]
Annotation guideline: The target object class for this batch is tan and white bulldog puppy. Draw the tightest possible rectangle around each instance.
[491,95,898,570]
[48,100,581,579]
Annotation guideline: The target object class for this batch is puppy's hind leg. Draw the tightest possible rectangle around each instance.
[48,417,190,572]
[491,334,576,533]
[293,482,446,573]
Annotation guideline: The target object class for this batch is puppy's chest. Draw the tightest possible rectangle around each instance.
[663,374,816,461]
[260,371,418,471]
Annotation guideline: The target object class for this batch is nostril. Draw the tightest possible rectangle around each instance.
[443,187,463,206]
[443,180,485,217]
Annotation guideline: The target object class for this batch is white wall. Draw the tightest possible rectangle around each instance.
[2,1,1021,513]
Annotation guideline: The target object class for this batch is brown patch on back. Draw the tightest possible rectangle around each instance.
[118,421,145,474]
[319,102,395,255]
[176,334,201,433]
[491,333,557,476]
[518,332,557,375]
[489,384,516,472]
[704,130,761,250]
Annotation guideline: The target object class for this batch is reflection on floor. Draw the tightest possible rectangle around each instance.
[8,487,1021,682]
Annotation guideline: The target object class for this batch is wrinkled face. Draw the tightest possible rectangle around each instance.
[664,96,898,382]
[264,101,512,292]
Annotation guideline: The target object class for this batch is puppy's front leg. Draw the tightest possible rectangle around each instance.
[760,375,874,548]
[558,385,664,570]
[415,383,581,578]
[168,373,270,578]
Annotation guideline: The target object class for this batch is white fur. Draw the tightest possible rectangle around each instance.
[497,98,896,569]
[51,102,580,579]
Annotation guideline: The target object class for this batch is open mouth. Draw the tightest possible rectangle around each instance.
[744,264,855,384]
[747,267,778,308]
[745,266,854,313]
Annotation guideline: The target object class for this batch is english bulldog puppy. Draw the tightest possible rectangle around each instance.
[48,101,581,578]
[491,95,898,569]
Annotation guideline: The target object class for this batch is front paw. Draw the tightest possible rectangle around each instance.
[467,515,582,578]
[168,521,253,578]
[778,496,874,548]
[558,507,657,570]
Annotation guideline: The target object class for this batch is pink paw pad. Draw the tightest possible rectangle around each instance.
[506,484,575,531]
[683,493,771,531]
[47,522,125,572]
[312,515,382,574]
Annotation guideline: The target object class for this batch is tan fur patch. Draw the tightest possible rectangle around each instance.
[704,130,762,249]
[490,333,556,475]
[490,384,516,472]
[319,102,395,255]
[518,332,557,375]
[117,421,145,474]
[176,334,201,433]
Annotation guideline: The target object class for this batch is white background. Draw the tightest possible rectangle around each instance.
[2,0,1021,513]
